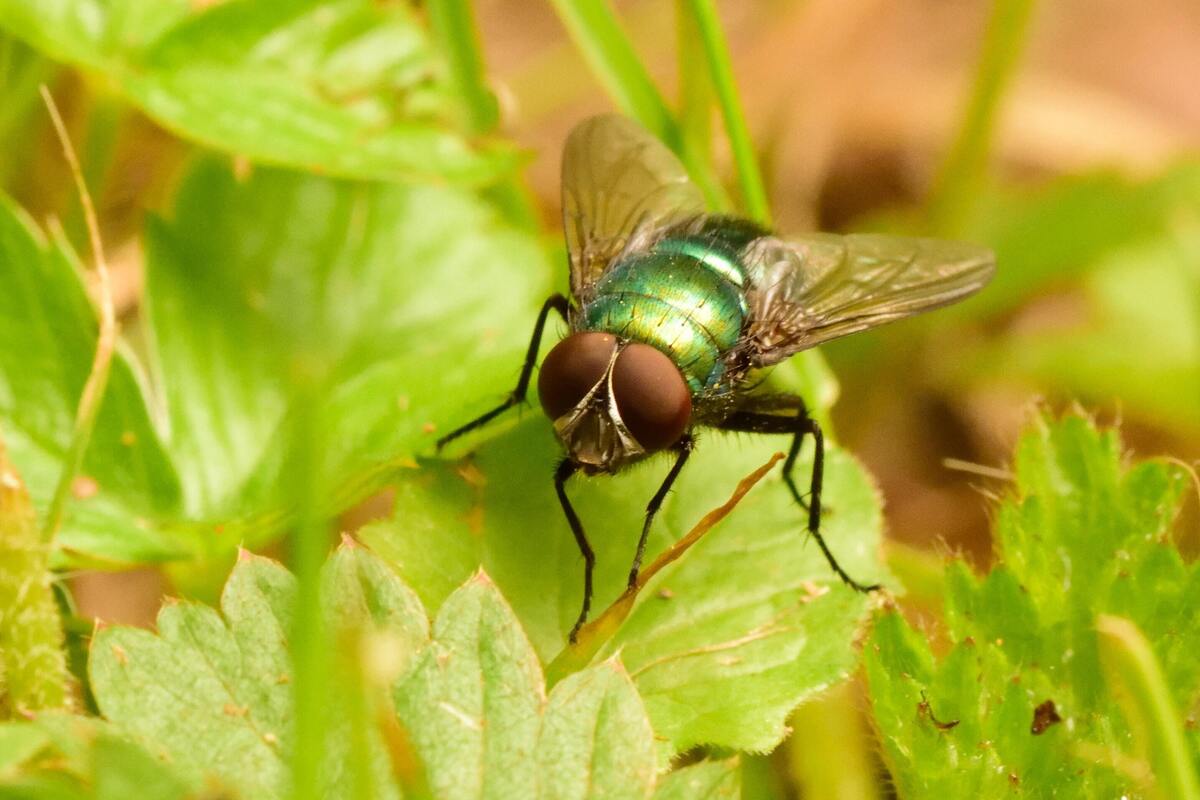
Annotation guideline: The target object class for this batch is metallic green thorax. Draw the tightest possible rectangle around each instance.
[583,221,761,394]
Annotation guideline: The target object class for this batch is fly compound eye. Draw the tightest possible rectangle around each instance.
[538,332,619,421]
[611,343,691,451]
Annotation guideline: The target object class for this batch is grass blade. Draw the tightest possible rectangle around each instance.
[926,0,1037,234]
[680,0,770,226]
[547,0,680,150]
[427,0,499,134]
[1097,614,1200,800]
[675,0,731,212]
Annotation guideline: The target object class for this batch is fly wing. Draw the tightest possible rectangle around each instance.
[741,232,995,365]
[561,115,706,302]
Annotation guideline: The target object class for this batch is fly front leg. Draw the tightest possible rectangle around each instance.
[436,293,571,451]
[555,458,595,643]
[718,397,881,593]
[627,435,694,589]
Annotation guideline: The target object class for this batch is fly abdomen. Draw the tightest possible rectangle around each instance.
[582,236,750,393]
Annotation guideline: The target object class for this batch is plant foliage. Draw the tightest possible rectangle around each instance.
[867,414,1198,797]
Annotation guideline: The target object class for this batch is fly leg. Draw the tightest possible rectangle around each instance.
[436,293,571,451]
[719,398,881,593]
[555,458,594,643]
[627,435,694,589]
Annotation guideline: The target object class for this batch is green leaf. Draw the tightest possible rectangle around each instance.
[537,658,656,800]
[0,0,189,68]
[143,159,550,541]
[88,556,296,797]
[865,413,1196,796]
[0,0,516,184]
[365,412,885,754]
[88,548,423,799]
[1,155,549,568]
[394,572,543,800]
[14,561,729,798]
[323,543,429,682]
[0,715,193,800]
[0,193,185,565]
[0,722,49,772]
[651,759,740,800]
[90,734,193,800]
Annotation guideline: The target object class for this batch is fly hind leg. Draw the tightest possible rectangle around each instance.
[718,397,881,593]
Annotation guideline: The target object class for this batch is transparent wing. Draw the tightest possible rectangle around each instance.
[741,232,995,365]
[561,115,705,301]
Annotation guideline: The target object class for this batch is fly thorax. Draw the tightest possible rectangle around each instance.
[582,244,749,393]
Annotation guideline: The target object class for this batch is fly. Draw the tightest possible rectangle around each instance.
[438,115,995,642]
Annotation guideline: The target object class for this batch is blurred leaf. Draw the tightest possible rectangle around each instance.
[1,155,549,567]
[964,161,1200,316]
[364,412,885,754]
[964,230,1200,435]
[0,193,185,564]
[0,0,189,68]
[537,658,656,800]
[0,0,517,184]
[652,759,741,799]
[0,715,191,800]
[866,413,1196,796]
[0,722,49,772]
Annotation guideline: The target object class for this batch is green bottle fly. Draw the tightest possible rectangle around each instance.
[582,219,765,394]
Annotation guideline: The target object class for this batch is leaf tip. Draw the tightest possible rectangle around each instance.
[468,568,494,587]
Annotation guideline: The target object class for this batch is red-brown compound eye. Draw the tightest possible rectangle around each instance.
[538,333,618,421]
[610,343,691,451]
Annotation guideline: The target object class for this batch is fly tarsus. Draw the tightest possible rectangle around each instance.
[436,293,570,452]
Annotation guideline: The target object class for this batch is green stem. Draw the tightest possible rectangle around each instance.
[547,0,728,210]
[786,682,880,800]
[289,378,331,800]
[429,0,540,230]
[1097,614,1200,800]
[547,0,681,150]
[343,632,374,800]
[680,0,770,226]
[40,88,116,545]
[426,0,499,134]
[0,428,69,716]
[675,0,730,212]
[926,0,1036,234]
